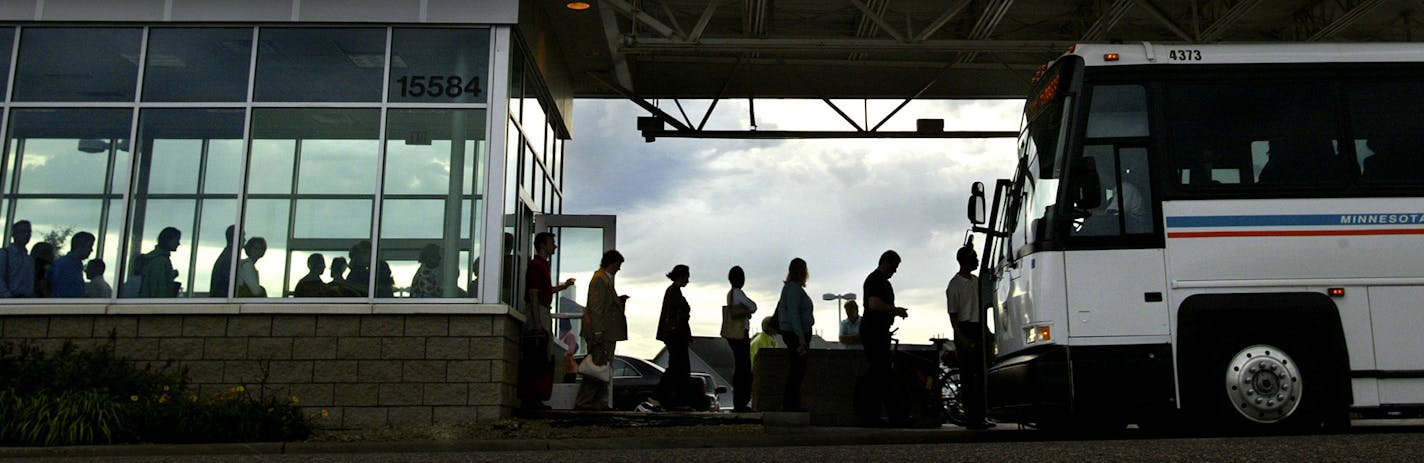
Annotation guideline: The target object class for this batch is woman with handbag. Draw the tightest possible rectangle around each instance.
[575,250,628,410]
[722,265,758,412]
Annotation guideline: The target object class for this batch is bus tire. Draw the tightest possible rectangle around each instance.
[1204,331,1332,433]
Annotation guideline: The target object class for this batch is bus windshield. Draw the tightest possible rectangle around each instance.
[998,61,1073,262]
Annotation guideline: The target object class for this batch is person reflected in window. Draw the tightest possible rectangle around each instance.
[345,241,372,297]
[1259,135,1337,184]
[411,244,443,298]
[236,237,267,298]
[375,260,395,298]
[0,220,35,298]
[47,231,94,298]
[294,253,327,298]
[32,241,55,298]
[84,259,112,299]
[327,256,359,297]
[138,227,181,298]
[210,225,237,297]
[119,256,144,298]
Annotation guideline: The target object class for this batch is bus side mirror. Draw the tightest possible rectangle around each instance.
[968,181,986,225]
[1071,158,1102,210]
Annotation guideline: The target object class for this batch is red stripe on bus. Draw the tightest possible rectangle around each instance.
[1168,229,1424,238]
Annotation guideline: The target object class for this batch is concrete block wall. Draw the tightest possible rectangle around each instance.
[0,313,523,429]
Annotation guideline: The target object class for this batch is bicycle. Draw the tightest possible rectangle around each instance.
[930,337,969,427]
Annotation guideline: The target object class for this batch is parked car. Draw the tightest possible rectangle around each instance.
[607,355,725,411]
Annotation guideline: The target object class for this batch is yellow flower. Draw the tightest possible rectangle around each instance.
[189,395,198,402]
[162,385,170,392]
[320,409,330,418]
[158,394,168,404]
[288,395,300,405]
[235,385,245,393]
[129,395,138,402]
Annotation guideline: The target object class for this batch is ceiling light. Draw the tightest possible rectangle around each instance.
[566,2,591,10]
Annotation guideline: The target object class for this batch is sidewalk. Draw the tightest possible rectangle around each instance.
[0,414,1011,459]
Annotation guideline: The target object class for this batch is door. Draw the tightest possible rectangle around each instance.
[534,214,616,352]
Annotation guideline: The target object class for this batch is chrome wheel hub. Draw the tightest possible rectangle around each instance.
[1225,344,1302,423]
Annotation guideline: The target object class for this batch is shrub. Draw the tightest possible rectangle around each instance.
[0,339,315,446]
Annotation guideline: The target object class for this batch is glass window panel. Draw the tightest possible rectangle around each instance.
[508,46,523,123]
[0,28,13,101]
[6,109,132,195]
[1086,85,1148,138]
[244,108,378,298]
[380,109,487,299]
[1348,82,1424,185]
[205,139,243,194]
[254,28,385,102]
[143,28,252,102]
[14,28,141,102]
[9,199,107,293]
[523,92,546,157]
[287,249,346,297]
[144,139,202,194]
[389,28,490,103]
[504,122,520,213]
[238,199,291,298]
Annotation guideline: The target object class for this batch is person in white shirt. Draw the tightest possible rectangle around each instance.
[838,300,862,350]
[946,244,992,429]
[236,237,267,298]
[722,265,758,412]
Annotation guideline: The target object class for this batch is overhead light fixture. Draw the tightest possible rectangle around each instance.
[566,2,591,10]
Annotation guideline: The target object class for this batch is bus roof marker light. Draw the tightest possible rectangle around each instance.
[1328,288,1345,297]
[1104,53,1120,61]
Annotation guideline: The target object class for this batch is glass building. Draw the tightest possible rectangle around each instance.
[0,2,568,312]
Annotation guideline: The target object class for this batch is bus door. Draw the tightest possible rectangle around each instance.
[1063,84,1170,338]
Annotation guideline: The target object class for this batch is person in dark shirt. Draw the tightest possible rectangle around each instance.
[47,232,94,298]
[209,225,236,297]
[651,264,693,411]
[859,250,908,426]
[293,253,327,297]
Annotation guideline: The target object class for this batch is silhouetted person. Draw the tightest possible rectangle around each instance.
[294,253,327,297]
[860,250,909,425]
[651,264,693,411]
[946,244,993,429]
[138,227,181,298]
[327,256,358,297]
[0,220,35,298]
[210,224,236,297]
[375,260,395,298]
[345,241,372,297]
[575,250,629,411]
[776,257,814,413]
[1258,136,1337,184]
[31,241,55,298]
[47,231,95,298]
[236,237,267,297]
[722,265,758,412]
[411,244,443,298]
[84,259,112,299]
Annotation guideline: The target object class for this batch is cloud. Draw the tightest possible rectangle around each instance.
[565,98,1020,359]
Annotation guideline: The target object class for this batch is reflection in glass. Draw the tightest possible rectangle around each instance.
[246,108,379,297]
[3,109,131,293]
[254,28,385,102]
[14,28,141,102]
[389,28,490,103]
[0,28,13,101]
[125,109,244,297]
[379,109,486,298]
[143,28,252,102]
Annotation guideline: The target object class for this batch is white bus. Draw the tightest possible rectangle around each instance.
[967,43,1424,431]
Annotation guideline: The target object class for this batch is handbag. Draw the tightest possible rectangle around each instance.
[578,355,612,382]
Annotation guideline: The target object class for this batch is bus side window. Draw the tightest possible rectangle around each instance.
[1348,82,1424,185]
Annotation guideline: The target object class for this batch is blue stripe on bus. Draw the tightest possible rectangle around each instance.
[1166,213,1424,228]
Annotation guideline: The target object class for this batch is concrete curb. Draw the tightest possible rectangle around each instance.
[0,427,1008,458]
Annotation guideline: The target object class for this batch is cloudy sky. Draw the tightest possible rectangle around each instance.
[561,97,1022,359]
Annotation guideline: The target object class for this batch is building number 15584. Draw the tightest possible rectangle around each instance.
[395,75,482,98]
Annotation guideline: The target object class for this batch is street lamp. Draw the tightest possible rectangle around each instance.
[822,292,857,328]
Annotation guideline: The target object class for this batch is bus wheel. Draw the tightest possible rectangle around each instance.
[1222,344,1303,425]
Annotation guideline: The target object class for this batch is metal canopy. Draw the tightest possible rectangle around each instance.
[539,0,1424,138]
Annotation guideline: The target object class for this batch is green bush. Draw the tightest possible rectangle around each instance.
[0,339,316,446]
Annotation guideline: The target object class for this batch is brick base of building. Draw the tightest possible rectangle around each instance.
[0,308,523,429]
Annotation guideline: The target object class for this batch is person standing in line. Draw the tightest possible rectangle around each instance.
[521,232,576,411]
[236,237,267,298]
[839,300,863,350]
[138,227,181,298]
[575,250,628,411]
[411,244,443,298]
[47,231,95,298]
[775,257,814,412]
[209,225,236,297]
[0,220,35,298]
[748,316,782,371]
[293,253,328,297]
[650,264,693,411]
[722,265,758,412]
[326,257,356,297]
[946,244,993,429]
[31,241,55,298]
[860,250,909,426]
[84,259,112,298]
